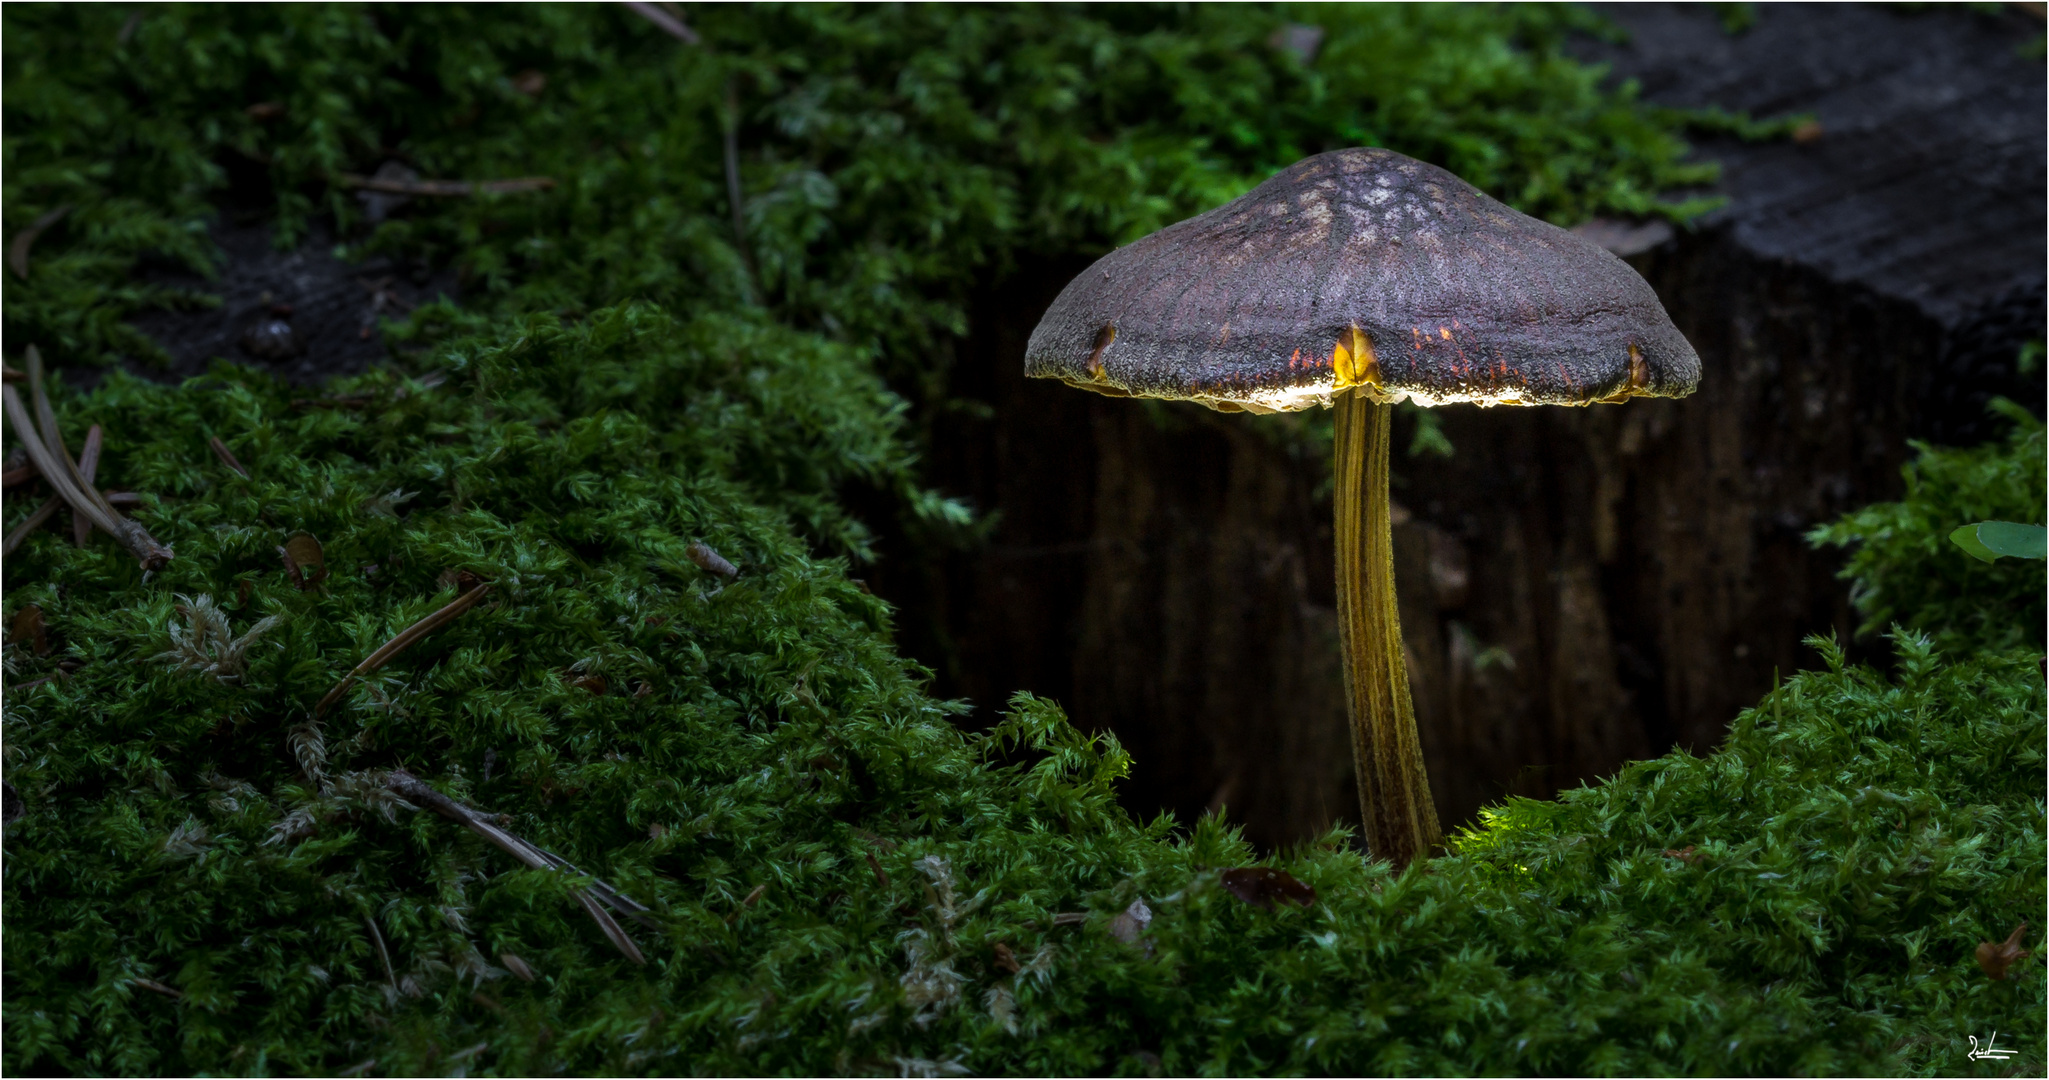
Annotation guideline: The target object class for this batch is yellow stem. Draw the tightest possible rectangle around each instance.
[1334,391,1440,866]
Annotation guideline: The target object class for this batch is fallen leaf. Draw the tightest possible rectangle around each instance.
[1977,923,2031,980]
[991,942,1020,975]
[10,604,49,657]
[1221,867,1317,911]
[1661,845,1701,865]
[279,532,327,590]
[567,673,607,696]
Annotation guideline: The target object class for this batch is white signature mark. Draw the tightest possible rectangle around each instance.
[1967,1032,2015,1062]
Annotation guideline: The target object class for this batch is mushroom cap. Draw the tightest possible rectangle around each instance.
[1025,147,1701,413]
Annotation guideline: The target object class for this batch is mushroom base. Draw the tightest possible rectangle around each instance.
[1334,390,1443,866]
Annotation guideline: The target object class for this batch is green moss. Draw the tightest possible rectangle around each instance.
[6,313,2041,1076]
[5,4,2043,1076]
[1810,399,2046,656]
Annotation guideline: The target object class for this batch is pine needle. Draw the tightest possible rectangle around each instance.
[384,770,654,964]
[1,346,172,569]
[315,584,494,716]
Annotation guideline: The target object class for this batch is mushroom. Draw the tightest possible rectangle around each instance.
[1024,147,1699,867]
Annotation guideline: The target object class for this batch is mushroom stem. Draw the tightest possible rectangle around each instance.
[1334,391,1440,866]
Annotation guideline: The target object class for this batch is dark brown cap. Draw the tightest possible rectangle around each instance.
[1026,147,1700,413]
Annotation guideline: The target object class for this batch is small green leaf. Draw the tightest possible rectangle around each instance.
[1950,521,2047,563]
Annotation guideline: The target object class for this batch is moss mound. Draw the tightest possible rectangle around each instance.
[4,4,2043,1076]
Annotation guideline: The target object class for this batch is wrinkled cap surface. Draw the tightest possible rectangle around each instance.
[1025,147,1701,413]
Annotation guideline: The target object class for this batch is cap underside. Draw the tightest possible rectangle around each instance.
[1026,147,1701,413]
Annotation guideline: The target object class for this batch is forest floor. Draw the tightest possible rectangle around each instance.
[3,6,2043,1076]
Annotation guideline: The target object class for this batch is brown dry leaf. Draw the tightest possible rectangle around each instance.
[10,604,49,657]
[568,673,607,696]
[1977,923,2031,980]
[1220,867,1317,912]
[279,533,327,590]
[1661,845,1702,866]
[631,680,654,700]
[991,942,1021,975]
